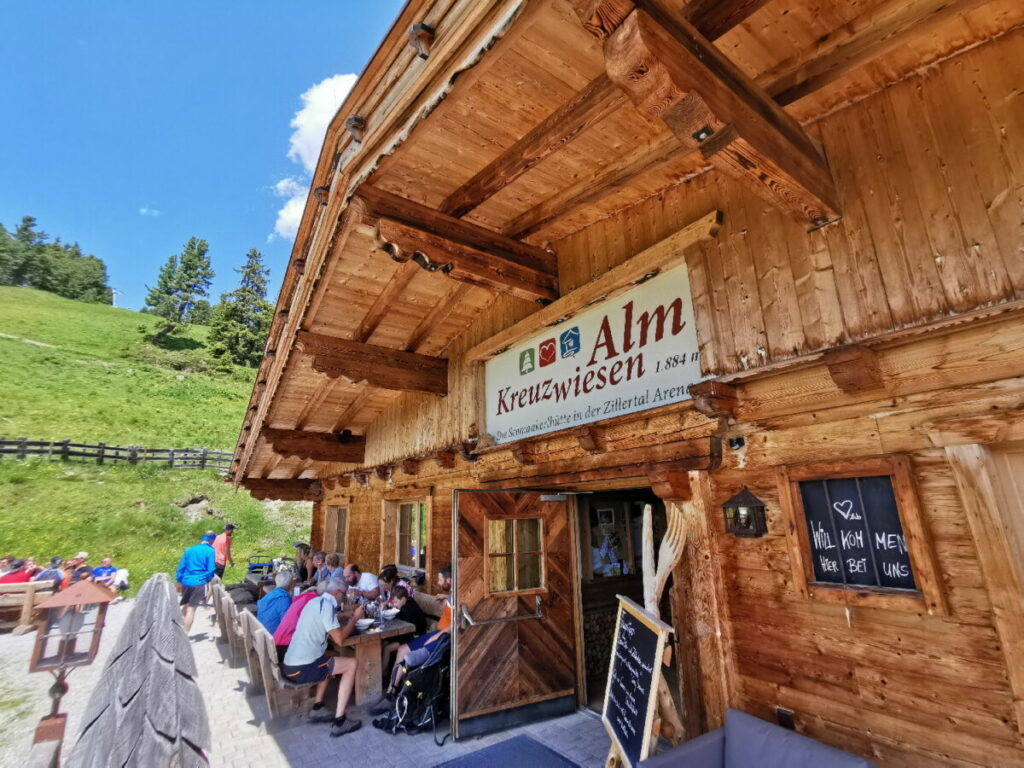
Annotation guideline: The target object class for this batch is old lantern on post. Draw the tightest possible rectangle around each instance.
[721,486,768,538]
[29,580,115,753]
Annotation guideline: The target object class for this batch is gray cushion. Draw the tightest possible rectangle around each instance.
[639,728,724,767]
[724,710,874,768]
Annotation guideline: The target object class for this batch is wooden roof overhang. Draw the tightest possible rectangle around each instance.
[231,0,1021,499]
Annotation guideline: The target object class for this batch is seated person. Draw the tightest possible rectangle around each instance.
[323,553,343,584]
[381,584,427,672]
[257,572,294,634]
[292,542,311,583]
[92,558,118,589]
[273,583,324,662]
[371,564,452,715]
[309,551,329,584]
[0,556,12,575]
[34,557,64,584]
[377,565,414,602]
[343,563,379,601]
[0,559,32,585]
[281,579,364,738]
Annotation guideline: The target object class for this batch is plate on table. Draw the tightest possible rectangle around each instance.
[355,618,375,631]
[381,608,400,620]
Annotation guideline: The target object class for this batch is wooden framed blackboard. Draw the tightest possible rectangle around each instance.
[778,455,948,615]
[602,595,673,768]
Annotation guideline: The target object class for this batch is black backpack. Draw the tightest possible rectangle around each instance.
[372,633,451,746]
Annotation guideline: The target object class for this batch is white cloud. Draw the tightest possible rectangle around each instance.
[138,205,161,217]
[270,73,357,241]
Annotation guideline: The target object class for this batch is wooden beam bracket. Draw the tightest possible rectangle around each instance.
[407,22,435,59]
[646,463,694,500]
[688,380,739,419]
[374,465,394,483]
[261,427,366,463]
[345,116,366,143]
[572,425,609,455]
[433,450,457,469]
[241,479,322,502]
[401,458,421,476]
[822,345,884,393]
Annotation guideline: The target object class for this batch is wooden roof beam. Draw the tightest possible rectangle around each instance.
[593,7,841,228]
[241,478,322,502]
[355,185,558,303]
[261,427,366,463]
[297,330,448,396]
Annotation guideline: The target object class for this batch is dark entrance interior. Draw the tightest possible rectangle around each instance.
[577,488,671,711]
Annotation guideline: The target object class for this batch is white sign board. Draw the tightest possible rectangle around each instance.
[485,263,702,444]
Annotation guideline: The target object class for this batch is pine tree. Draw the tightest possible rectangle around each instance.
[143,253,179,319]
[209,248,273,367]
[143,237,214,343]
[187,299,213,325]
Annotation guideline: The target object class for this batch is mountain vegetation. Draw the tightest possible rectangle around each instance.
[208,248,274,367]
[0,216,112,304]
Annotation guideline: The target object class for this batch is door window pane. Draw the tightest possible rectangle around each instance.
[486,517,544,593]
[517,518,541,553]
[488,519,514,554]
[517,553,542,590]
[489,555,515,592]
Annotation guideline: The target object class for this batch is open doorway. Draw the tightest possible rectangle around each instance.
[577,488,671,711]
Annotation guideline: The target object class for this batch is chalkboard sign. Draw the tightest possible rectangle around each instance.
[798,474,917,591]
[602,596,673,768]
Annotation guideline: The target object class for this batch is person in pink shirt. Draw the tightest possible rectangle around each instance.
[273,587,319,662]
[212,524,235,580]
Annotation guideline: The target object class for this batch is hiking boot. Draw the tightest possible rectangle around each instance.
[330,717,362,737]
[308,706,334,723]
[369,692,395,716]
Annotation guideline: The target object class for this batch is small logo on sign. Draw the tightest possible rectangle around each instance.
[559,327,581,358]
[519,348,536,375]
[539,338,557,367]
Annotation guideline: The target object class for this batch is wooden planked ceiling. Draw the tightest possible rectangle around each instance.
[236,0,1022,483]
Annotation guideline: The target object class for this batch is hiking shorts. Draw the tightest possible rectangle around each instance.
[180,585,207,607]
[407,630,440,652]
[281,655,332,684]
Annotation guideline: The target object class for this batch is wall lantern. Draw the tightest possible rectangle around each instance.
[722,486,768,538]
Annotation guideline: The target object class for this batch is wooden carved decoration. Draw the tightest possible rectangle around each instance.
[320,475,352,492]
[313,185,330,206]
[572,0,636,41]
[823,345,884,393]
[261,427,365,463]
[433,451,456,469]
[509,443,540,466]
[293,258,307,275]
[407,22,435,59]
[352,472,370,488]
[374,465,394,483]
[573,425,608,455]
[459,441,478,462]
[345,115,366,142]
[297,330,448,396]
[401,458,421,476]
[646,463,693,500]
[688,380,739,419]
[597,9,840,227]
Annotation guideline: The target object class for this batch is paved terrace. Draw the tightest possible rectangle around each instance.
[0,601,610,767]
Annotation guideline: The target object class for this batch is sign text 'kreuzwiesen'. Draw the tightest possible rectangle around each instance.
[485,264,701,444]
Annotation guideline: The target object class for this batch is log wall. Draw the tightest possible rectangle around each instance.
[362,29,1024,468]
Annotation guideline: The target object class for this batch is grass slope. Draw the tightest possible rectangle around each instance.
[0,461,309,588]
[0,287,253,448]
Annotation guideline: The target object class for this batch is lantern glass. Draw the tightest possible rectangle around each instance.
[722,487,768,538]
[31,601,107,672]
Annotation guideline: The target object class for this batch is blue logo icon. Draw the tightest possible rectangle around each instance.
[559,327,581,358]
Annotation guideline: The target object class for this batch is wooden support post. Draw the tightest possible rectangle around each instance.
[168,448,175,469]
[97,441,105,465]
[200,447,208,470]
[17,437,27,460]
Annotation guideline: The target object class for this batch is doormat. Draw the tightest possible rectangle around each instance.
[433,734,579,767]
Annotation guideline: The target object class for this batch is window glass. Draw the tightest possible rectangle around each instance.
[397,502,427,571]
[488,555,515,592]
[486,517,544,593]
[517,518,541,553]
[517,553,542,590]
[488,519,514,554]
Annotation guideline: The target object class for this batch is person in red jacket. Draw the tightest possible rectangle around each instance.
[0,560,33,585]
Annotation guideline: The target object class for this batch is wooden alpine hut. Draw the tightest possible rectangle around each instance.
[231,0,1024,763]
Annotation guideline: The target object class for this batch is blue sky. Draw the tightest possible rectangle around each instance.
[0,1,404,310]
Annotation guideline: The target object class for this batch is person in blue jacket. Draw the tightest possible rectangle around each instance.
[257,571,295,635]
[176,532,216,632]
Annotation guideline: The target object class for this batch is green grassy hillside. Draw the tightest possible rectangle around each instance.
[0,287,309,594]
[0,287,252,448]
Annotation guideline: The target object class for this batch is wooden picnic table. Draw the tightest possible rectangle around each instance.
[331,618,415,705]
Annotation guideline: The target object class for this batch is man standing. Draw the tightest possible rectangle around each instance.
[281,579,364,737]
[212,524,236,580]
[175,533,216,633]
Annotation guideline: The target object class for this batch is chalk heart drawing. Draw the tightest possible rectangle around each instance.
[833,499,861,520]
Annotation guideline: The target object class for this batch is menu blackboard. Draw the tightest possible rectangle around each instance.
[799,475,917,591]
[603,596,672,768]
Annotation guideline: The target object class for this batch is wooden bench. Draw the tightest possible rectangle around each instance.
[251,621,316,719]
[211,583,231,648]
[238,609,265,696]
[220,590,247,665]
[0,580,57,634]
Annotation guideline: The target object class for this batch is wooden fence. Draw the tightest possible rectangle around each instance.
[0,437,232,472]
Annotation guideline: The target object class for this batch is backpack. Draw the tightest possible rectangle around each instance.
[372,633,451,746]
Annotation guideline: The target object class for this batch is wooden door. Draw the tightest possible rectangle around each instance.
[452,490,579,738]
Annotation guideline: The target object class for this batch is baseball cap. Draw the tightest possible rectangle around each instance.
[201,533,216,543]
[49,556,63,567]
[76,551,89,560]
[224,523,236,531]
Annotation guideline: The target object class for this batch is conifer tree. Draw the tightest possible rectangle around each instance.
[209,248,273,367]
[144,254,179,318]
[142,237,214,343]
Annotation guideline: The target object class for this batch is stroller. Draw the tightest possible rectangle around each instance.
[372,633,452,746]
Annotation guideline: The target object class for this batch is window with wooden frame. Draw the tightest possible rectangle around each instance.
[777,455,948,615]
[486,517,544,594]
[397,501,428,573]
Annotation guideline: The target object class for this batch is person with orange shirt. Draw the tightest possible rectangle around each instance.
[212,524,235,580]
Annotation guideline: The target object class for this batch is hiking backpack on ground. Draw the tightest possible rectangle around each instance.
[372,633,451,746]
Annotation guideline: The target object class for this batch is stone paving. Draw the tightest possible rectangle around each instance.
[0,600,611,767]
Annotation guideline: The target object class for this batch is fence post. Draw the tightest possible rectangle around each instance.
[97,442,106,465]
[17,437,27,460]
[168,449,175,469]
[0,436,4,460]
[45,440,54,460]
[61,440,70,461]
[200,447,208,470]
[129,445,139,465]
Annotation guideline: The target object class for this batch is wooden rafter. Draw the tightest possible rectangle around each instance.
[596,8,840,227]
[355,185,558,303]
[402,282,473,353]
[331,387,377,432]
[241,478,323,502]
[261,427,366,463]
[356,260,420,343]
[297,330,448,395]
